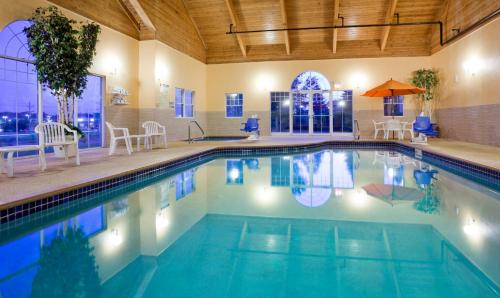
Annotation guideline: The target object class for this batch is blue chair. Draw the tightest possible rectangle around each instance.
[241,116,260,139]
[412,116,438,143]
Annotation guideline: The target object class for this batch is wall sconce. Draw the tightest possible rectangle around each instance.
[350,73,367,90]
[256,73,274,92]
[463,57,484,76]
[107,56,121,76]
[334,82,342,90]
[156,67,169,83]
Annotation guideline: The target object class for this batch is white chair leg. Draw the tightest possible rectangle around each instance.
[136,137,140,152]
[125,138,132,155]
[64,146,69,161]
[374,130,378,139]
[75,143,80,166]
[39,149,47,171]
[109,139,116,156]
[0,153,5,174]
[7,151,14,177]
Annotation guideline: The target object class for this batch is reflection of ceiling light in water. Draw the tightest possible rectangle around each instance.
[387,167,395,178]
[338,100,346,107]
[283,156,291,160]
[283,99,290,106]
[229,169,240,180]
[156,209,170,229]
[463,218,485,242]
[351,189,368,208]
[109,229,123,247]
[256,186,275,206]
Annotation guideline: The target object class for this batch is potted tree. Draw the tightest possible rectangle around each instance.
[24,6,100,157]
[410,68,440,120]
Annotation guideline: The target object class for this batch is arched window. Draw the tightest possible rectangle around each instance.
[0,20,34,61]
[0,20,38,154]
[290,71,331,91]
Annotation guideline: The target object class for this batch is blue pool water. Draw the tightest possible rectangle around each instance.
[1,149,499,297]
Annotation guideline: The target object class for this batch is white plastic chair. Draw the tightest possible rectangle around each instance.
[401,121,415,140]
[384,119,403,140]
[142,121,167,148]
[106,122,132,155]
[372,120,385,139]
[35,122,80,165]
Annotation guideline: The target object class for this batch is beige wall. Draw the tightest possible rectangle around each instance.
[431,18,500,146]
[431,18,500,109]
[206,57,431,136]
[138,40,207,141]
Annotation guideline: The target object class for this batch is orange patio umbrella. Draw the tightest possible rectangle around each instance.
[361,78,425,97]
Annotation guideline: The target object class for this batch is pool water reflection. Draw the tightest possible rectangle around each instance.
[1,149,499,298]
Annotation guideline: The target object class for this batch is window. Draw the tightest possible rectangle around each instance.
[384,96,404,116]
[291,71,331,91]
[225,93,243,118]
[0,20,103,155]
[175,87,194,118]
[175,169,196,200]
[270,92,290,133]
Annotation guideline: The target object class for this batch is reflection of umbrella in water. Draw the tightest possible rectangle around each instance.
[362,183,423,206]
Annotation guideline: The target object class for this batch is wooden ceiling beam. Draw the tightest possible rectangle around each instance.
[224,0,247,57]
[117,0,141,32]
[118,0,156,40]
[279,0,291,55]
[181,0,207,49]
[380,0,398,51]
[332,0,340,53]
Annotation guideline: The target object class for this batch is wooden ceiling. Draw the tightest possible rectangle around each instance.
[49,0,499,64]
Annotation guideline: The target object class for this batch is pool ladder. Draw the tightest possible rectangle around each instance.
[188,120,205,143]
[354,119,361,140]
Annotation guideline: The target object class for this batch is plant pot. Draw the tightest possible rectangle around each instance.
[53,136,78,158]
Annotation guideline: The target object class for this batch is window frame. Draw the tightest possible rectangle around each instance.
[175,87,195,118]
[225,92,244,118]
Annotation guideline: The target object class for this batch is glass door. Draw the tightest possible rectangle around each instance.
[332,90,353,134]
[312,92,330,134]
[292,92,309,134]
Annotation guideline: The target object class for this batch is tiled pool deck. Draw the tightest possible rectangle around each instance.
[1,137,499,217]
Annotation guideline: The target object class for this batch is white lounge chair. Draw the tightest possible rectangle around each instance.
[106,122,133,155]
[142,121,167,148]
[372,120,384,139]
[35,122,80,165]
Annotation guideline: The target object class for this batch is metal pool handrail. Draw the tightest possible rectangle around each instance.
[354,119,361,140]
[188,120,205,143]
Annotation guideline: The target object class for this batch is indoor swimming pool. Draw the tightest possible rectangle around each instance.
[1,149,499,298]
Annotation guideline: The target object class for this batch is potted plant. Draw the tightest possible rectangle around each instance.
[410,68,440,120]
[24,6,100,157]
